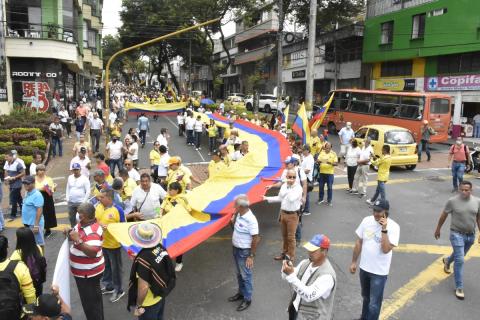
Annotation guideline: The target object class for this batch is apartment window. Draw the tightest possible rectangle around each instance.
[83,21,88,48]
[381,21,394,44]
[88,30,97,53]
[412,13,426,39]
[381,60,413,77]
[438,52,480,74]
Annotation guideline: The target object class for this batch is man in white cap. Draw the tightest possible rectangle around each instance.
[419,119,436,162]
[338,122,355,163]
[282,234,336,320]
[127,222,175,319]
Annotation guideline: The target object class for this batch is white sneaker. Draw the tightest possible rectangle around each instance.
[303,211,311,216]
[175,263,184,272]
[195,148,199,151]
[366,199,373,205]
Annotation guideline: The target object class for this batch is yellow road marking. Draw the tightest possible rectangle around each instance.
[4,212,69,229]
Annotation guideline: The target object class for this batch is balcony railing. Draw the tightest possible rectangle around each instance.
[367,0,437,18]
[234,44,275,65]
[235,19,279,44]
[3,21,77,44]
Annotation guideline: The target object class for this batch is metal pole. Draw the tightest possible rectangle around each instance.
[104,18,220,141]
[305,0,317,113]
[189,38,192,95]
[276,0,284,119]
[333,22,338,90]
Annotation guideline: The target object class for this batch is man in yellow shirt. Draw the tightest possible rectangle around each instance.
[95,189,126,303]
[223,121,234,143]
[119,169,137,201]
[0,235,36,319]
[310,129,323,159]
[166,157,191,192]
[367,145,392,205]
[208,119,218,156]
[208,151,226,179]
[317,142,338,206]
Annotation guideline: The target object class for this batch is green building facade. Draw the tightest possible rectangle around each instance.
[363,0,480,134]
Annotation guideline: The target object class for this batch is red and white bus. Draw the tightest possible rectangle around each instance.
[322,89,451,143]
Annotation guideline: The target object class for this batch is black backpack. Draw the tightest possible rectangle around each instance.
[0,260,22,320]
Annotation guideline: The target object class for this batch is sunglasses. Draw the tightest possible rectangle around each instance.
[286,176,296,179]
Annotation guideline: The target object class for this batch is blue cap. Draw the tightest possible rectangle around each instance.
[373,199,390,211]
[71,163,81,170]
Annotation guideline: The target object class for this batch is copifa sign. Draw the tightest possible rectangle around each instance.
[425,74,480,91]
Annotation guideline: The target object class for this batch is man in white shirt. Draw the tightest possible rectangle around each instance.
[177,112,185,136]
[185,113,196,146]
[350,199,400,320]
[301,145,315,216]
[69,147,91,178]
[228,195,260,312]
[106,135,123,177]
[282,234,336,320]
[194,115,204,150]
[65,163,91,226]
[157,145,170,181]
[264,169,303,262]
[124,159,140,184]
[338,122,355,162]
[108,110,117,127]
[128,173,166,220]
[89,112,103,153]
[351,137,373,197]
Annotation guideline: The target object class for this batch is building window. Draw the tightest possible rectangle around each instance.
[88,30,97,53]
[83,21,88,48]
[381,60,413,77]
[381,21,394,44]
[411,13,426,39]
[438,51,480,74]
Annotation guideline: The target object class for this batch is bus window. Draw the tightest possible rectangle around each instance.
[367,128,379,141]
[355,127,368,139]
[430,98,450,114]
[350,93,372,113]
[399,105,421,119]
[333,92,350,110]
[373,95,399,116]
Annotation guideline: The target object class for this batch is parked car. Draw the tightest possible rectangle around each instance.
[245,94,283,113]
[227,93,245,101]
[354,124,418,170]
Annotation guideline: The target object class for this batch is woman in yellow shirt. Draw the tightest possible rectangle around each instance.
[208,151,226,179]
[317,142,338,206]
[150,141,161,183]
[160,182,191,272]
[34,164,57,237]
[219,144,231,167]
[10,227,46,297]
[207,119,218,156]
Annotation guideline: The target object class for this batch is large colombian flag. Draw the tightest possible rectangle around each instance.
[309,93,334,131]
[291,103,310,145]
[108,112,291,258]
[125,101,187,116]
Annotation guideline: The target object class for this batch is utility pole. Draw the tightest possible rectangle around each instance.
[333,22,338,90]
[305,0,317,114]
[276,0,284,117]
[189,38,192,95]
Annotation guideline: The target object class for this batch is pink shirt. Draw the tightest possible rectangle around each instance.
[449,144,469,162]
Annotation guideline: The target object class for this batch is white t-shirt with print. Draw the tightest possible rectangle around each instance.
[355,215,400,276]
[232,210,259,249]
[107,141,123,160]
[301,154,315,181]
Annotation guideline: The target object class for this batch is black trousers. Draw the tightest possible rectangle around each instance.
[90,129,101,152]
[75,274,104,320]
[347,165,358,189]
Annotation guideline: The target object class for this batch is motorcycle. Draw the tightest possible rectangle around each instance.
[467,142,480,173]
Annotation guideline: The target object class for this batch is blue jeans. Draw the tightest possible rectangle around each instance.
[475,123,480,138]
[102,248,123,293]
[359,268,388,320]
[9,187,22,218]
[209,137,216,153]
[233,247,253,301]
[186,130,194,144]
[109,158,123,178]
[371,181,386,202]
[418,139,430,161]
[451,162,465,190]
[139,298,165,320]
[195,131,202,148]
[303,191,310,213]
[0,182,4,230]
[295,215,302,242]
[51,137,63,157]
[318,173,334,203]
[447,231,475,289]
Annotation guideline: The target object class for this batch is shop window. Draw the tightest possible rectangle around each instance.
[381,21,394,44]
[411,13,426,39]
[381,60,413,77]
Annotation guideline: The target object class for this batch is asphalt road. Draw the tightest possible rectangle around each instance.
[3,114,480,320]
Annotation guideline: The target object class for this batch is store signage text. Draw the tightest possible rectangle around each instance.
[425,74,480,91]
[292,70,306,79]
[22,81,51,112]
[375,78,416,91]
[12,71,58,78]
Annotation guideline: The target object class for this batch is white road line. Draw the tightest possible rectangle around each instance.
[163,116,206,162]
[184,161,210,166]
[52,176,65,181]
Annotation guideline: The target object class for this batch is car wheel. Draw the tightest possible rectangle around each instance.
[327,122,337,134]
[406,165,416,170]
[246,103,253,111]
[264,105,271,113]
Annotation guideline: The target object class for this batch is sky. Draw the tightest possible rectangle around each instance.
[101,1,236,37]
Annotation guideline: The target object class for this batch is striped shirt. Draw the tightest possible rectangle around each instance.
[69,221,105,278]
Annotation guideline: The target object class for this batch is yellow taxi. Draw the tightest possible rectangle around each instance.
[354,125,418,170]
